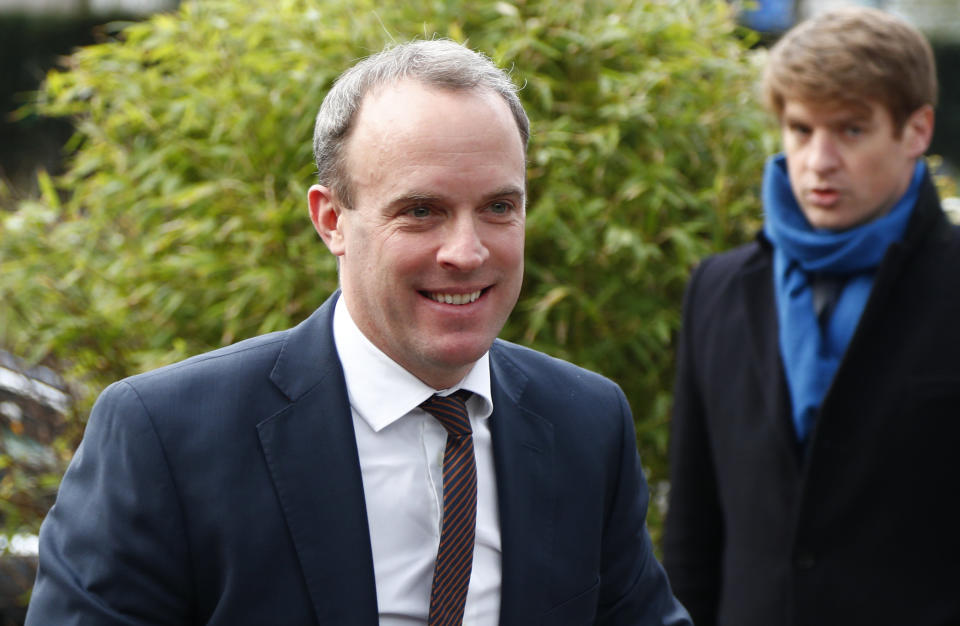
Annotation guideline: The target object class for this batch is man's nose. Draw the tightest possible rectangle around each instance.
[437,215,489,271]
[807,131,841,174]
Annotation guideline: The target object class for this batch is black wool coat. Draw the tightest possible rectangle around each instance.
[663,171,960,626]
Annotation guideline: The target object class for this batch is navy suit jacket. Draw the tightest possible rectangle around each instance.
[27,292,689,625]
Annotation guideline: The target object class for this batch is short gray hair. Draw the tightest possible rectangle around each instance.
[312,39,530,209]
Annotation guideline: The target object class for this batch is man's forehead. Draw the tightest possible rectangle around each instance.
[357,78,499,118]
[341,77,527,208]
[347,80,515,151]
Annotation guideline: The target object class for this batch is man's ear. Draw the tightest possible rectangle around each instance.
[308,184,345,256]
[903,104,935,158]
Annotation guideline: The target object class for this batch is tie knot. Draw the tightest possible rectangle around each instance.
[421,390,472,438]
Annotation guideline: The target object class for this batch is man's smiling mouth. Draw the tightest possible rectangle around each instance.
[424,290,483,305]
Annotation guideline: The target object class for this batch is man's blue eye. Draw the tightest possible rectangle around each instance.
[411,206,431,218]
[489,202,509,214]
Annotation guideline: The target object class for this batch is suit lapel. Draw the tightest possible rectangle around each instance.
[256,294,379,625]
[488,345,556,625]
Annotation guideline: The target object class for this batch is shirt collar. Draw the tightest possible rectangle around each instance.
[332,296,493,433]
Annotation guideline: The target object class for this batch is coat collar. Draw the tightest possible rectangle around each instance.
[745,166,948,464]
[737,252,803,464]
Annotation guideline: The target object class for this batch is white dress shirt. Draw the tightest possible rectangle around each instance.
[332,298,502,625]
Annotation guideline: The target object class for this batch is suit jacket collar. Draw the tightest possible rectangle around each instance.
[257,294,558,624]
[257,292,379,625]
[488,342,556,624]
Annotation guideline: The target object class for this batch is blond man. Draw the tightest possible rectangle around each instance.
[664,8,960,625]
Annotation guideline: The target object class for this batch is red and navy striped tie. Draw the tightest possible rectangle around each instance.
[421,390,476,626]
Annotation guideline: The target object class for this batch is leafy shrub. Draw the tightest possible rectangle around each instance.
[0,0,774,539]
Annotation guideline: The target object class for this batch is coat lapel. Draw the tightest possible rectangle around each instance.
[488,344,556,625]
[256,294,379,625]
[738,249,803,464]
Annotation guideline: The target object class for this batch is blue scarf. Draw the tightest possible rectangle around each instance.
[762,154,924,442]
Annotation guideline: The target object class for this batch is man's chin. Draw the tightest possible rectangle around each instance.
[414,339,496,386]
[802,206,846,231]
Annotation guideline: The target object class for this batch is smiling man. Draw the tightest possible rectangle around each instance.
[26,40,690,626]
[663,8,960,626]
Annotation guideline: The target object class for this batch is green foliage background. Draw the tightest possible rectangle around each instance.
[0,0,775,540]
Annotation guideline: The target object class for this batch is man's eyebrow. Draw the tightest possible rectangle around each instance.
[396,192,442,204]
[388,186,525,207]
[382,192,444,209]
[482,186,525,202]
[783,112,871,126]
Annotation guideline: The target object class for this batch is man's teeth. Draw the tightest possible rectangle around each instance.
[427,290,482,305]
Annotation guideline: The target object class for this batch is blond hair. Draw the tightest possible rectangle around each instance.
[762,7,937,132]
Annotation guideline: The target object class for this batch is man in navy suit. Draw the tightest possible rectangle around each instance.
[27,39,690,625]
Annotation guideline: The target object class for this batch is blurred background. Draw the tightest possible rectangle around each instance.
[0,0,957,622]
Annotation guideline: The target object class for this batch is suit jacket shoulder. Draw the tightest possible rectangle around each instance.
[487,338,691,626]
[27,296,374,625]
[490,337,625,407]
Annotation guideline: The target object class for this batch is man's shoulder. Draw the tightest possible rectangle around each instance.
[491,338,613,385]
[124,328,290,391]
[696,238,768,280]
[88,327,302,443]
[488,341,635,458]
[682,238,769,308]
[489,338,624,413]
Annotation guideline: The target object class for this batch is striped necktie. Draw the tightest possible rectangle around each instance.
[420,390,476,626]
